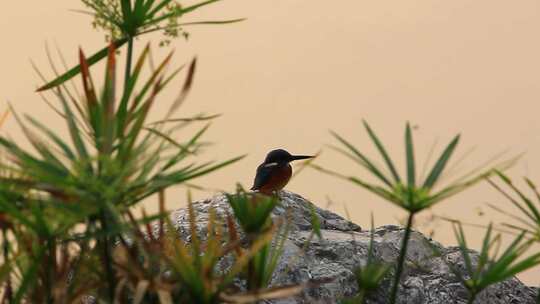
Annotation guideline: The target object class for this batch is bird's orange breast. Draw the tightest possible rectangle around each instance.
[258,164,292,194]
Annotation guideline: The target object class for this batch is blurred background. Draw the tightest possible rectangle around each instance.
[1,0,540,284]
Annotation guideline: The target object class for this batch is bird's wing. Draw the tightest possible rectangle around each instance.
[250,162,278,190]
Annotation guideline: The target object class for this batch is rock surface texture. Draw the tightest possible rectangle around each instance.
[167,191,537,304]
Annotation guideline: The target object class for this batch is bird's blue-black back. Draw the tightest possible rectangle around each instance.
[251,162,277,190]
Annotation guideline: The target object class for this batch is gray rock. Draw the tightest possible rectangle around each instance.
[164,190,537,304]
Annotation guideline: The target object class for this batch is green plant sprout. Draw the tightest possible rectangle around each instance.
[341,214,391,304]
[227,186,279,235]
[162,201,274,303]
[226,186,289,290]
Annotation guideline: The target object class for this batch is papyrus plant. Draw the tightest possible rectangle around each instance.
[111,192,275,304]
[313,120,513,303]
[222,187,332,303]
[40,0,242,91]
[487,171,540,302]
[0,187,102,303]
[112,190,309,303]
[488,171,540,240]
[341,215,390,304]
[0,44,242,302]
[226,186,288,290]
[450,222,540,304]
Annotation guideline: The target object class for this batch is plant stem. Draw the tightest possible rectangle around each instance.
[2,228,12,302]
[46,237,56,304]
[357,288,367,304]
[389,212,415,304]
[247,258,259,292]
[100,210,116,302]
[467,293,476,304]
[2,228,7,260]
[536,286,540,304]
[124,37,134,89]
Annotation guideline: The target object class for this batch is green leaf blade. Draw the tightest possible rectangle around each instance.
[362,120,401,184]
[37,38,128,91]
[423,135,460,189]
[405,122,416,188]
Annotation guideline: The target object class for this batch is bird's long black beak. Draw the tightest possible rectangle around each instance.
[290,155,314,161]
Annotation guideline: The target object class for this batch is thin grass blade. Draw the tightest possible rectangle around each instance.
[423,135,460,189]
[362,120,401,183]
[37,38,128,91]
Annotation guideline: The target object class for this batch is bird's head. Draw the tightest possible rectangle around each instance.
[263,149,314,165]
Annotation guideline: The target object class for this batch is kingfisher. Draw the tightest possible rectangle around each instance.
[251,149,314,195]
